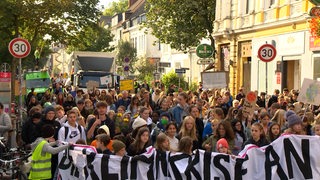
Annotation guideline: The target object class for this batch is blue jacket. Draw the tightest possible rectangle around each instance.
[202,122,212,139]
[170,104,188,126]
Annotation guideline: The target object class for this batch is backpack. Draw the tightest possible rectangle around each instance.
[64,125,83,140]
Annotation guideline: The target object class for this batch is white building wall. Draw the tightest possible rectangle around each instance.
[251,30,313,93]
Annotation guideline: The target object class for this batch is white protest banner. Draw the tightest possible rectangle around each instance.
[297,78,320,105]
[59,135,320,180]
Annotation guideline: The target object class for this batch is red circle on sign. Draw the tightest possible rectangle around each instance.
[8,38,31,58]
[246,91,257,103]
[257,44,277,63]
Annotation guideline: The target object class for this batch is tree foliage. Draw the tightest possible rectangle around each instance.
[68,25,114,52]
[116,41,138,75]
[161,71,188,90]
[136,58,156,82]
[0,0,101,69]
[145,0,216,51]
[103,0,128,16]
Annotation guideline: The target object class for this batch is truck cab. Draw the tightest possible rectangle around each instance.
[70,51,118,93]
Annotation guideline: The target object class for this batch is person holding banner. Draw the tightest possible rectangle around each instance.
[283,110,303,135]
[242,122,269,149]
[29,124,71,180]
[127,127,151,156]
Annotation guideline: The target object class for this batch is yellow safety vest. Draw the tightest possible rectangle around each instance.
[28,140,52,180]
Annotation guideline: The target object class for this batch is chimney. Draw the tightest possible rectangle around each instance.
[129,0,138,7]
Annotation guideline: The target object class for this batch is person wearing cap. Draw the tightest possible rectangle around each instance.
[90,125,113,152]
[29,124,71,180]
[40,105,61,178]
[87,101,115,141]
[283,110,303,135]
[22,112,42,146]
[216,138,231,154]
[112,140,126,156]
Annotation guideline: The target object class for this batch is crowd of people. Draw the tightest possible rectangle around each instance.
[2,79,320,179]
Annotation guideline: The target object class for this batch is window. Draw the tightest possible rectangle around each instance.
[141,15,146,22]
[314,57,320,80]
[245,0,251,14]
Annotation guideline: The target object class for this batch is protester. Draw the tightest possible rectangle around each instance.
[112,140,126,156]
[155,132,170,152]
[127,127,151,156]
[202,121,235,152]
[216,138,232,155]
[29,124,71,180]
[271,109,287,132]
[0,102,12,142]
[151,112,170,144]
[165,122,179,152]
[58,110,86,144]
[231,119,246,155]
[55,105,67,125]
[312,120,320,136]
[90,125,113,152]
[178,116,199,150]
[259,112,271,135]
[243,122,269,149]
[22,112,42,146]
[87,101,115,140]
[178,136,193,155]
[267,122,281,142]
[283,110,303,135]
[96,134,112,154]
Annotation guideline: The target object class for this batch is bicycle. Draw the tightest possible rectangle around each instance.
[0,146,31,180]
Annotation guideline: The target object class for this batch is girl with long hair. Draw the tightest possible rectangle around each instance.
[202,120,235,152]
[178,116,199,150]
[127,127,151,156]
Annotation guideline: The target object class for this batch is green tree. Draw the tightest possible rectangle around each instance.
[0,0,101,100]
[136,58,156,82]
[0,0,101,67]
[116,41,138,76]
[68,25,114,52]
[103,0,128,16]
[161,71,188,90]
[145,0,216,52]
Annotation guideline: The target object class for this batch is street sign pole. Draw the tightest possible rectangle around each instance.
[258,43,277,94]
[19,58,22,125]
[8,37,31,130]
[266,62,268,94]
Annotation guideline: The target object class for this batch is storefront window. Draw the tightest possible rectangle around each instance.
[314,57,320,80]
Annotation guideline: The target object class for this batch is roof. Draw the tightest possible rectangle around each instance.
[126,0,145,20]
[73,52,115,72]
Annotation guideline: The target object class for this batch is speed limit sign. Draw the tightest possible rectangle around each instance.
[8,38,31,58]
[257,44,277,63]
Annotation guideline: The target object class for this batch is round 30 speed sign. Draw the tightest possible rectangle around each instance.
[257,44,277,63]
[8,38,31,58]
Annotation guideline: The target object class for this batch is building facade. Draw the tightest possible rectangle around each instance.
[213,0,314,95]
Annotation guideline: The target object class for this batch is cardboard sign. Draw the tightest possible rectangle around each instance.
[297,78,320,105]
[86,80,99,90]
[120,79,134,91]
[242,91,257,117]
